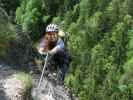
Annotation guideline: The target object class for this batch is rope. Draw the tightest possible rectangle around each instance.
[37,52,49,89]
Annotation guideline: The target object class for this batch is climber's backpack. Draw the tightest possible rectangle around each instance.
[58,30,69,47]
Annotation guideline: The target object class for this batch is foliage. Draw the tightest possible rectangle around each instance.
[16,72,32,94]
[0,0,20,15]
[0,7,16,56]
[1,0,133,100]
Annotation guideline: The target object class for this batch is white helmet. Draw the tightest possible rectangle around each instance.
[46,23,59,32]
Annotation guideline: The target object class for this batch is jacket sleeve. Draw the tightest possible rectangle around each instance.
[50,38,65,54]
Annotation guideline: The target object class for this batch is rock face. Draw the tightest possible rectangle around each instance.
[31,74,78,100]
[0,64,78,100]
[3,76,24,100]
[0,64,26,100]
[6,31,36,68]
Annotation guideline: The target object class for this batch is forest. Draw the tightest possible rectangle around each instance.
[0,0,133,100]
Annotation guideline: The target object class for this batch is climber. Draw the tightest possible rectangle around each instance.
[38,23,70,84]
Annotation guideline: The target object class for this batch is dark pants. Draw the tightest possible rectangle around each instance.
[58,63,68,82]
[51,49,70,81]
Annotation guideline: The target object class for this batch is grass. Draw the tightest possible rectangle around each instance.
[16,72,32,94]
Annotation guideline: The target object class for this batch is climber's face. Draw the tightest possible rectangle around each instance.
[46,32,58,42]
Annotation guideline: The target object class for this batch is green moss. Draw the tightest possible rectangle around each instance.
[16,72,32,94]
